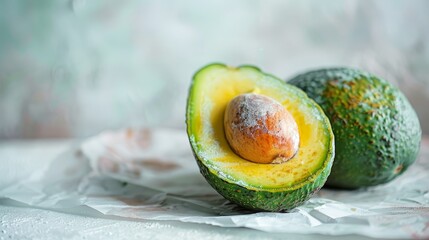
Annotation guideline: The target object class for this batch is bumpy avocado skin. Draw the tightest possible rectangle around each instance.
[289,68,421,189]
[195,157,333,212]
[186,64,335,211]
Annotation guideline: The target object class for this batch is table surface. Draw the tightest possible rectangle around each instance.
[0,138,426,240]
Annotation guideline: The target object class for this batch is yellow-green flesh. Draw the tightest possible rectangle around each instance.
[188,64,331,191]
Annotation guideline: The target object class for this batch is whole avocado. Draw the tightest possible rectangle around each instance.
[289,68,421,189]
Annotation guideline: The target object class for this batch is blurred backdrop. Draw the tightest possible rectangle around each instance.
[1,0,428,139]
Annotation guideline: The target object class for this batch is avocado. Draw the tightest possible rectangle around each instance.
[289,68,421,189]
[186,63,335,211]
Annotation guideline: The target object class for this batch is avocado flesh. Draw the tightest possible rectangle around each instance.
[187,64,334,211]
[289,68,422,189]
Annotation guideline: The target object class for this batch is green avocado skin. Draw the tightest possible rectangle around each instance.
[289,68,422,189]
[195,153,333,212]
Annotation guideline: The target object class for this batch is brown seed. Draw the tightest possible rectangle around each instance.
[224,93,299,164]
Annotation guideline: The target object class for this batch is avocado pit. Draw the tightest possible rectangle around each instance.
[223,93,299,164]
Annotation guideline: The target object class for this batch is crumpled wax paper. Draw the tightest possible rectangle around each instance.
[1,128,428,239]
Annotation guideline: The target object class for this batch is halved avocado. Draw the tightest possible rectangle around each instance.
[186,63,335,211]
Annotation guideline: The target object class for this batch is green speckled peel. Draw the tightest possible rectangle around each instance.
[289,68,422,189]
[195,155,333,212]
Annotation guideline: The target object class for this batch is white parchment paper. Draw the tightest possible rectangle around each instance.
[1,128,428,239]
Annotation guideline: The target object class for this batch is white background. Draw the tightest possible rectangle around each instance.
[1,0,429,139]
